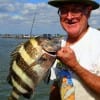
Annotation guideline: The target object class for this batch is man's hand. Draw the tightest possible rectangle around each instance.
[57,46,79,70]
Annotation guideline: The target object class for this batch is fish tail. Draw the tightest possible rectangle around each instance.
[8,89,20,100]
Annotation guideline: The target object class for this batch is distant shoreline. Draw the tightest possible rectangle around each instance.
[0,36,30,39]
[0,33,65,39]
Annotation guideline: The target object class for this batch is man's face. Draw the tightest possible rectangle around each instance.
[59,4,91,39]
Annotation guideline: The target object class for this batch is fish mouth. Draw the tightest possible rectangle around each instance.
[41,41,61,56]
[42,47,57,56]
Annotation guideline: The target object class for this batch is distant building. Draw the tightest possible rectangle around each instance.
[42,34,52,39]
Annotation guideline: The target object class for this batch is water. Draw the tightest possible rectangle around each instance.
[0,38,52,100]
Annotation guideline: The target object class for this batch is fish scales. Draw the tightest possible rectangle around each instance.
[24,39,42,59]
[12,61,35,91]
[7,37,62,100]
[11,70,33,93]
[11,76,28,93]
[14,53,38,82]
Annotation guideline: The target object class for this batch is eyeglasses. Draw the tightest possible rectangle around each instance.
[58,5,87,17]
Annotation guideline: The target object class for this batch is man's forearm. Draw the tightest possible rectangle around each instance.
[73,63,100,94]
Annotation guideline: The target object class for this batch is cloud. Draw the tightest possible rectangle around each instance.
[0,1,99,34]
[89,8,100,28]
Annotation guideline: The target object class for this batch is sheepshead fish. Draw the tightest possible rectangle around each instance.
[7,36,62,100]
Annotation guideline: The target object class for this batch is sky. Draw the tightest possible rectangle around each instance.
[0,0,100,35]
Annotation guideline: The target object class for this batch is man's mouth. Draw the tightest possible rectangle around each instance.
[64,17,80,25]
[67,20,77,24]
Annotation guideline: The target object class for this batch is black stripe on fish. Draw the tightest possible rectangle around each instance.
[24,40,32,58]
[24,40,38,59]
[11,70,33,94]
[15,53,39,84]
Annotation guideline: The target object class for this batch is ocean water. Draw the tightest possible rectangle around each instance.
[0,38,52,100]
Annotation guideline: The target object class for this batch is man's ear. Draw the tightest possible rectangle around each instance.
[84,6,92,18]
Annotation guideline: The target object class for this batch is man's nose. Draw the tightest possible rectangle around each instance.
[67,12,74,19]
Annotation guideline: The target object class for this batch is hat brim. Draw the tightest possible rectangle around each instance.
[48,0,99,10]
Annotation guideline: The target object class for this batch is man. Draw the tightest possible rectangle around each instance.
[48,0,100,100]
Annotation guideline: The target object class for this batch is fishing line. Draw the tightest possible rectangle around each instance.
[29,8,37,38]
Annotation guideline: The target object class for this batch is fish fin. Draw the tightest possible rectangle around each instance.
[7,68,13,85]
[8,96,17,100]
[11,43,23,58]
[8,88,20,100]
[7,60,14,85]
[7,44,23,86]
[23,92,33,99]
[43,69,51,84]
[7,74,12,85]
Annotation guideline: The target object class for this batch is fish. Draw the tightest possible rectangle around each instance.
[7,36,62,100]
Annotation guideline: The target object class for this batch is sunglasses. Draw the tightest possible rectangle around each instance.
[58,5,87,17]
